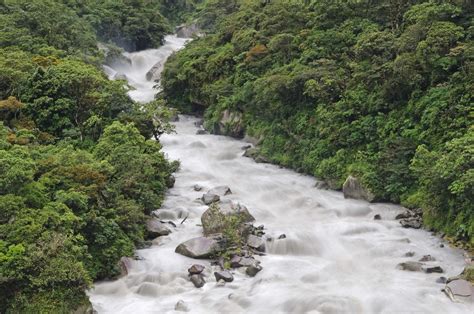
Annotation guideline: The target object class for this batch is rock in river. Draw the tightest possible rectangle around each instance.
[246,264,263,277]
[190,274,205,288]
[214,270,234,282]
[175,236,223,259]
[202,192,220,205]
[247,235,266,252]
[146,219,171,239]
[201,201,255,235]
[188,264,205,275]
[398,261,423,272]
[342,175,375,202]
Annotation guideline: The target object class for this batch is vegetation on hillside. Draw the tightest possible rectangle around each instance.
[161,0,473,247]
[0,0,179,311]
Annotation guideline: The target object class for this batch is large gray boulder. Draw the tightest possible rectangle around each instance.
[145,61,162,81]
[202,192,220,205]
[443,279,474,303]
[146,219,171,239]
[342,176,375,202]
[175,236,223,259]
[247,235,266,252]
[201,201,255,235]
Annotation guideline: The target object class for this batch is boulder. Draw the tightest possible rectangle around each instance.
[146,219,171,239]
[342,176,375,202]
[214,270,234,282]
[314,181,329,190]
[166,175,176,188]
[278,234,287,240]
[400,218,422,229]
[404,251,415,257]
[145,61,162,81]
[175,300,190,312]
[424,266,444,273]
[230,256,259,268]
[201,201,255,235]
[247,235,266,252]
[243,147,269,163]
[246,264,263,277]
[202,192,220,205]
[190,274,205,288]
[443,279,473,303]
[118,257,133,277]
[176,23,201,38]
[193,184,203,192]
[214,110,244,138]
[188,264,205,275]
[373,214,382,220]
[175,236,223,259]
[437,277,448,284]
[398,261,423,272]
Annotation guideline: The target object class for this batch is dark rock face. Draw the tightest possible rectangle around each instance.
[188,264,205,275]
[424,266,444,273]
[398,261,423,272]
[247,235,266,252]
[342,176,375,202]
[166,175,176,188]
[214,270,234,282]
[246,264,263,277]
[201,201,255,235]
[190,274,205,288]
[146,219,172,239]
[175,236,223,259]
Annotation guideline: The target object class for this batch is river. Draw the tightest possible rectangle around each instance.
[89,35,471,314]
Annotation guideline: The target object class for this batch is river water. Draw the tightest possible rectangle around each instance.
[90,35,471,313]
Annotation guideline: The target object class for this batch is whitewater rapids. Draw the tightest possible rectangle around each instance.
[90,35,471,314]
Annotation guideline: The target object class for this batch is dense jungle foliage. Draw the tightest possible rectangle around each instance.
[161,0,474,247]
[0,0,181,311]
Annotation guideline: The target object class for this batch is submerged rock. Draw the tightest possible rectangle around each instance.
[146,219,171,239]
[278,234,287,240]
[373,214,382,220]
[208,185,232,196]
[194,184,203,192]
[398,261,423,272]
[419,255,436,262]
[175,236,223,259]
[342,176,375,202]
[214,270,234,282]
[175,300,190,312]
[404,251,415,257]
[190,274,205,288]
[201,201,255,235]
[188,264,205,275]
[196,129,207,135]
[437,277,448,284]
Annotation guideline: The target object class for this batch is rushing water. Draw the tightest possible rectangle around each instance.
[90,36,471,314]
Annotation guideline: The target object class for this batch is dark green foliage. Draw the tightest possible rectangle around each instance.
[162,0,473,246]
[0,1,178,311]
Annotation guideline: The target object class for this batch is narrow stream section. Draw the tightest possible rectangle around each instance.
[90,36,470,314]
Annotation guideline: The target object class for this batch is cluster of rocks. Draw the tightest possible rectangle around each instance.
[398,252,474,304]
[396,207,423,229]
[175,184,269,288]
